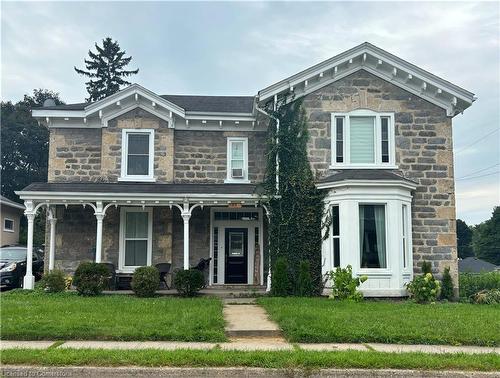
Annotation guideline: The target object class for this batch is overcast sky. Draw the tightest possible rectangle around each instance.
[1,1,499,225]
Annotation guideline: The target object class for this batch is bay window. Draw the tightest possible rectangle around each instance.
[331,110,395,168]
[331,205,340,267]
[120,129,155,181]
[359,204,387,269]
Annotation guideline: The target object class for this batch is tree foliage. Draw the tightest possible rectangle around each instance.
[457,219,474,259]
[75,37,139,102]
[264,97,327,296]
[1,89,63,202]
[473,207,500,265]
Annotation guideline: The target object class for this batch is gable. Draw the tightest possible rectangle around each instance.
[257,42,475,117]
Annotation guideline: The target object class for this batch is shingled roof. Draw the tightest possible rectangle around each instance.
[318,169,417,184]
[40,95,255,114]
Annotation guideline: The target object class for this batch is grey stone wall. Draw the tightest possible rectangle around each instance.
[48,129,102,182]
[302,69,458,282]
[173,130,267,183]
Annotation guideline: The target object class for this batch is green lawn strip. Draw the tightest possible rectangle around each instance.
[1,348,499,371]
[0,291,226,342]
[258,297,500,346]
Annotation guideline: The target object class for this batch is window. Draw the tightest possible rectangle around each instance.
[331,205,340,267]
[119,208,152,270]
[359,204,387,269]
[4,218,14,232]
[213,227,219,283]
[331,111,395,168]
[226,137,248,182]
[120,129,155,181]
[402,204,408,269]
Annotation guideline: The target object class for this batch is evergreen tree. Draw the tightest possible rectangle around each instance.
[75,37,139,102]
[440,267,454,301]
[264,97,327,295]
[473,207,500,265]
[457,219,474,258]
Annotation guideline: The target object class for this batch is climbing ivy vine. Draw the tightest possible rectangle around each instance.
[263,97,328,296]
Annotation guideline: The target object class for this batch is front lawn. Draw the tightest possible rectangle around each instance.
[1,348,499,371]
[1,291,226,342]
[258,297,500,346]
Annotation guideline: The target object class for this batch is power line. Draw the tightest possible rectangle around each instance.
[455,128,500,155]
[456,171,500,181]
[456,163,500,180]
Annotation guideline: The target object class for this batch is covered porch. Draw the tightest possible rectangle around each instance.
[16,182,270,290]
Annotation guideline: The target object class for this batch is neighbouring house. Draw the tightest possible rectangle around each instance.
[459,257,498,274]
[17,42,475,295]
[0,196,25,246]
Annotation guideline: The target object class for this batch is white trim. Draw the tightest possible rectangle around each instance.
[225,137,249,183]
[0,199,25,210]
[330,110,396,169]
[120,129,155,182]
[118,207,153,273]
[258,42,475,117]
[3,218,14,232]
[317,179,417,191]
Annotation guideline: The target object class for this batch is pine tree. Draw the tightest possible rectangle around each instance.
[75,37,139,102]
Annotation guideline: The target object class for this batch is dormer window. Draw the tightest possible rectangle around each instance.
[331,110,396,168]
[119,129,155,182]
[226,137,249,183]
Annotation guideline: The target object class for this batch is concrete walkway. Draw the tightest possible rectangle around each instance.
[223,304,282,338]
[1,340,498,354]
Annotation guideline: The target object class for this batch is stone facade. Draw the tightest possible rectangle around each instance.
[173,130,267,183]
[302,69,457,282]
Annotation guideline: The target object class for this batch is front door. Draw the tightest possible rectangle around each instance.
[225,228,248,284]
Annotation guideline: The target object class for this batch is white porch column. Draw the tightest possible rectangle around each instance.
[263,206,272,292]
[181,202,191,270]
[23,201,35,289]
[95,201,104,263]
[48,207,57,271]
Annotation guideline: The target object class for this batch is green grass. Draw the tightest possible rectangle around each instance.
[0,291,226,342]
[258,297,500,346]
[1,348,499,371]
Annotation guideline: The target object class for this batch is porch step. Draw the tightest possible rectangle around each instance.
[202,285,267,298]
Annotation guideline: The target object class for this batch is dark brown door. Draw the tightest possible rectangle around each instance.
[225,228,248,284]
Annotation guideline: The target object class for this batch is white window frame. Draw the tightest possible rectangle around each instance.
[330,110,396,169]
[225,137,249,183]
[118,207,153,273]
[358,202,390,272]
[3,218,14,232]
[119,129,155,182]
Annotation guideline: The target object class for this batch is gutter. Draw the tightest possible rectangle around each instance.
[255,95,279,194]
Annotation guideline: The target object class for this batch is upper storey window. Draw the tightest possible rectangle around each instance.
[226,137,249,183]
[331,110,396,168]
[120,129,155,182]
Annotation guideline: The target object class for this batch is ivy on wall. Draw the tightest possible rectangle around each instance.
[263,97,329,295]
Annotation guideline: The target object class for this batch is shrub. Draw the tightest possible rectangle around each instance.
[471,289,500,304]
[328,265,367,301]
[271,257,291,296]
[459,272,500,298]
[421,261,432,274]
[131,266,160,297]
[73,262,109,296]
[440,267,454,301]
[173,269,205,297]
[65,275,73,290]
[39,270,66,293]
[406,273,441,303]
[297,260,313,297]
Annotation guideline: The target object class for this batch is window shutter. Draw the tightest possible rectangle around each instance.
[350,117,375,163]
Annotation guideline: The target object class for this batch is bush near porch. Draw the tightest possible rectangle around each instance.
[1,291,226,342]
[258,297,500,346]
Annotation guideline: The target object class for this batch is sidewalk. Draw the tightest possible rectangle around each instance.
[1,340,498,354]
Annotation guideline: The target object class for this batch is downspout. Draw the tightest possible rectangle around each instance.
[255,94,279,292]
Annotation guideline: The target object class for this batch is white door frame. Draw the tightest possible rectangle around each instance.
[209,207,263,285]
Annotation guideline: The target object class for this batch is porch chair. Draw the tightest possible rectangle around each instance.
[155,263,171,289]
[101,262,117,290]
[191,257,212,272]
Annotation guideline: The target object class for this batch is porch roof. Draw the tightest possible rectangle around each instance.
[16,182,264,203]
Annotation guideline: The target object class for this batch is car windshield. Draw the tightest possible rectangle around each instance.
[0,248,27,261]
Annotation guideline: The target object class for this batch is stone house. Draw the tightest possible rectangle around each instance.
[17,43,475,295]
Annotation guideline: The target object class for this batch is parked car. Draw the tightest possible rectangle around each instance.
[0,245,44,288]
